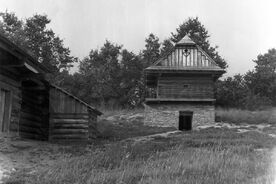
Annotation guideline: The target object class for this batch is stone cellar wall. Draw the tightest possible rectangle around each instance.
[144,103,215,129]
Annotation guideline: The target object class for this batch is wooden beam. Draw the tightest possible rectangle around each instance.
[145,98,216,102]
[0,42,24,60]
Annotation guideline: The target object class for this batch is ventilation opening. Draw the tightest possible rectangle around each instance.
[179,111,193,131]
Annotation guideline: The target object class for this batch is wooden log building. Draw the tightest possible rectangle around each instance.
[144,35,225,130]
[0,34,102,141]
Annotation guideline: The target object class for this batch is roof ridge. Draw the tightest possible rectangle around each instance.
[176,35,196,46]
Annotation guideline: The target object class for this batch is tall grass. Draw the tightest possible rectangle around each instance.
[216,108,276,125]
[14,129,276,184]
[24,144,270,184]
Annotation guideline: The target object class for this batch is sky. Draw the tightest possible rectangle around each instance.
[1,0,276,77]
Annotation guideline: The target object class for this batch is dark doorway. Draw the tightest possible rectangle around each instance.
[179,111,193,131]
[19,80,49,140]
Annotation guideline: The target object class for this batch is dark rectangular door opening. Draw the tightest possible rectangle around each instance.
[179,111,193,131]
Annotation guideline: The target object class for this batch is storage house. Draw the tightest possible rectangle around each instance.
[0,34,102,141]
[144,35,225,130]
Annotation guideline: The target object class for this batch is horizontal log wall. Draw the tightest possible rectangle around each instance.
[49,113,89,141]
[158,76,214,99]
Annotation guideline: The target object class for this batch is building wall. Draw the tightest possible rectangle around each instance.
[19,86,49,140]
[144,103,215,128]
[49,87,98,141]
[158,76,214,99]
[0,72,22,135]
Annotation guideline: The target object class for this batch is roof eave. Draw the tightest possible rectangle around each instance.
[0,33,51,74]
[145,67,225,73]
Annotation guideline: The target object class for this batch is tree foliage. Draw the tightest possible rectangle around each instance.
[216,49,276,109]
[0,11,76,83]
[142,33,161,66]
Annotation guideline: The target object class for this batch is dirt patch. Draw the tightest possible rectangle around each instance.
[196,122,276,137]
[0,153,14,183]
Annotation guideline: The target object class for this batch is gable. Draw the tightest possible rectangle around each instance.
[155,45,220,69]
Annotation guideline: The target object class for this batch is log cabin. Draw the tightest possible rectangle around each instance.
[0,34,102,141]
[144,35,225,130]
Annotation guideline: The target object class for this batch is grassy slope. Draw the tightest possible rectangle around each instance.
[5,108,276,184]
[216,108,276,124]
[7,129,275,184]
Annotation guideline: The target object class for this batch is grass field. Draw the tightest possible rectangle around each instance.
[4,108,276,184]
[216,108,276,125]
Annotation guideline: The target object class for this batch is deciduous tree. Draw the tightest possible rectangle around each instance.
[0,11,76,84]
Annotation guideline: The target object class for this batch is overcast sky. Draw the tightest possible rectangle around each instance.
[1,0,276,76]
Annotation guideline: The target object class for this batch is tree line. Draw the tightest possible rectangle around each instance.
[1,11,275,110]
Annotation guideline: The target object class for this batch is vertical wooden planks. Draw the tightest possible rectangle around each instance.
[188,48,191,66]
[160,45,219,69]
[0,90,5,131]
[180,49,183,67]
[177,48,180,66]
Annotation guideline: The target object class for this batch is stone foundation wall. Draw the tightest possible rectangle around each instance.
[144,103,215,129]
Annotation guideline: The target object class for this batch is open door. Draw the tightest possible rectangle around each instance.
[179,111,193,131]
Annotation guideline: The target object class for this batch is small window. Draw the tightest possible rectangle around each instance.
[183,84,189,88]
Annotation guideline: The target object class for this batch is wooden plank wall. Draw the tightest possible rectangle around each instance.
[159,47,216,68]
[19,88,49,140]
[49,87,88,114]
[49,87,96,141]
[0,71,22,135]
[158,76,214,99]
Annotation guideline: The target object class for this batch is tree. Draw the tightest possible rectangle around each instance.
[78,40,123,106]
[160,38,174,57]
[170,17,227,69]
[77,41,146,108]
[120,50,144,106]
[244,49,276,105]
[0,11,76,83]
[216,74,248,108]
[142,33,161,66]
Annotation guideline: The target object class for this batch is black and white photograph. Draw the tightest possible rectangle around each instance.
[0,0,276,183]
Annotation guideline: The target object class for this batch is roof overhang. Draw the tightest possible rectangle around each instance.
[0,34,51,74]
[145,66,225,73]
[144,66,225,87]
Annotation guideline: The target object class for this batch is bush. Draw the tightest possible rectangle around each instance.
[242,94,272,110]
